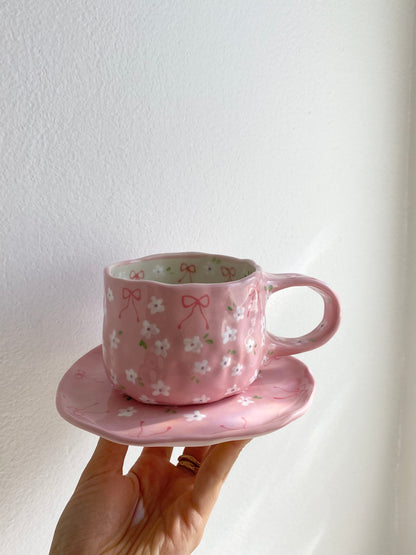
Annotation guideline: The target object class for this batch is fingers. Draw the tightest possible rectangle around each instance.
[192,439,251,519]
[129,446,173,476]
[181,446,211,463]
[80,437,129,481]
[140,447,174,460]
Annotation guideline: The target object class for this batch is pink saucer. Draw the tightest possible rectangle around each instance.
[56,346,315,447]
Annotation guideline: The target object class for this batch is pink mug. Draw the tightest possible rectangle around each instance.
[102,252,340,405]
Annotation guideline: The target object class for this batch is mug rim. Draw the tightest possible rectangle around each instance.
[104,251,260,287]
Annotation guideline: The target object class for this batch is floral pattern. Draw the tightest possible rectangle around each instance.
[126,368,138,383]
[102,257,284,407]
[139,394,156,404]
[193,394,211,404]
[231,364,243,376]
[152,264,165,278]
[110,330,120,349]
[184,336,203,353]
[108,368,118,385]
[222,326,237,344]
[220,356,231,368]
[154,339,170,357]
[194,360,211,375]
[238,396,254,406]
[59,346,315,446]
[148,296,165,314]
[152,380,170,397]
[118,406,137,417]
[233,306,245,321]
[141,320,160,339]
[183,410,207,422]
[245,338,256,353]
[225,384,239,395]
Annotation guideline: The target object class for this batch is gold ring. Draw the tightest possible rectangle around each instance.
[177,454,201,475]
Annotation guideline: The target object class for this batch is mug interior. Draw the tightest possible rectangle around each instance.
[109,253,256,284]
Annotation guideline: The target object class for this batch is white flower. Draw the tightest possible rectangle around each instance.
[139,395,156,404]
[125,368,138,383]
[107,288,114,302]
[155,338,170,357]
[152,264,165,277]
[109,368,118,385]
[184,336,203,353]
[225,384,239,395]
[148,296,165,314]
[193,394,211,404]
[245,337,256,353]
[141,320,160,339]
[118,406,137,417]
[231,364,243,376]
[184,410,207,422]
[238,396,254,406]
[222,326,237,344]
[152,379,170,397]
[110,330,120,349]
[234,306,245,321]
[220,356,231,368]
[194,360,211,375]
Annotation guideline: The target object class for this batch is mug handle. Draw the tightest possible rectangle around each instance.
[263,273,341,357]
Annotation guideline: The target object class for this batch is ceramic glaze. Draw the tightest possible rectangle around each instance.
[56,345,315,447]
[102,252,340,406]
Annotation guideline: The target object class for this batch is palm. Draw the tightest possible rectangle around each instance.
[50,439,249,554]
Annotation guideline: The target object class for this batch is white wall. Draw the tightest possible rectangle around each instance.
[1,2,414,553]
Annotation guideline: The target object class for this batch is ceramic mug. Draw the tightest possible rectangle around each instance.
[102,252,340,406]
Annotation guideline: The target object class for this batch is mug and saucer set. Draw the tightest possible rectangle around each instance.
[56,252,341,446]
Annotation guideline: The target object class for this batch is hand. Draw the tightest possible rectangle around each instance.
[50,437,250,554]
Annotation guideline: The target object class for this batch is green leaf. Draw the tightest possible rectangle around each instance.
[227,306,233,311]
[253,395,262,399]
[118,330,123,335]
[191,376,195,381]
[205,339,213,344]
[139,340,148,349]
[196,379,200,384]
[269,284,273,291]
[203,333,209,339]
[166,266,171,271]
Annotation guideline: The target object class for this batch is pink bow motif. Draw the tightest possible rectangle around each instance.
[118,288,142,322]
[247,287,259,317]
[178,263,197,283]
[129,270,144,280]
[178,294,210,330]
[221,266,236,282]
